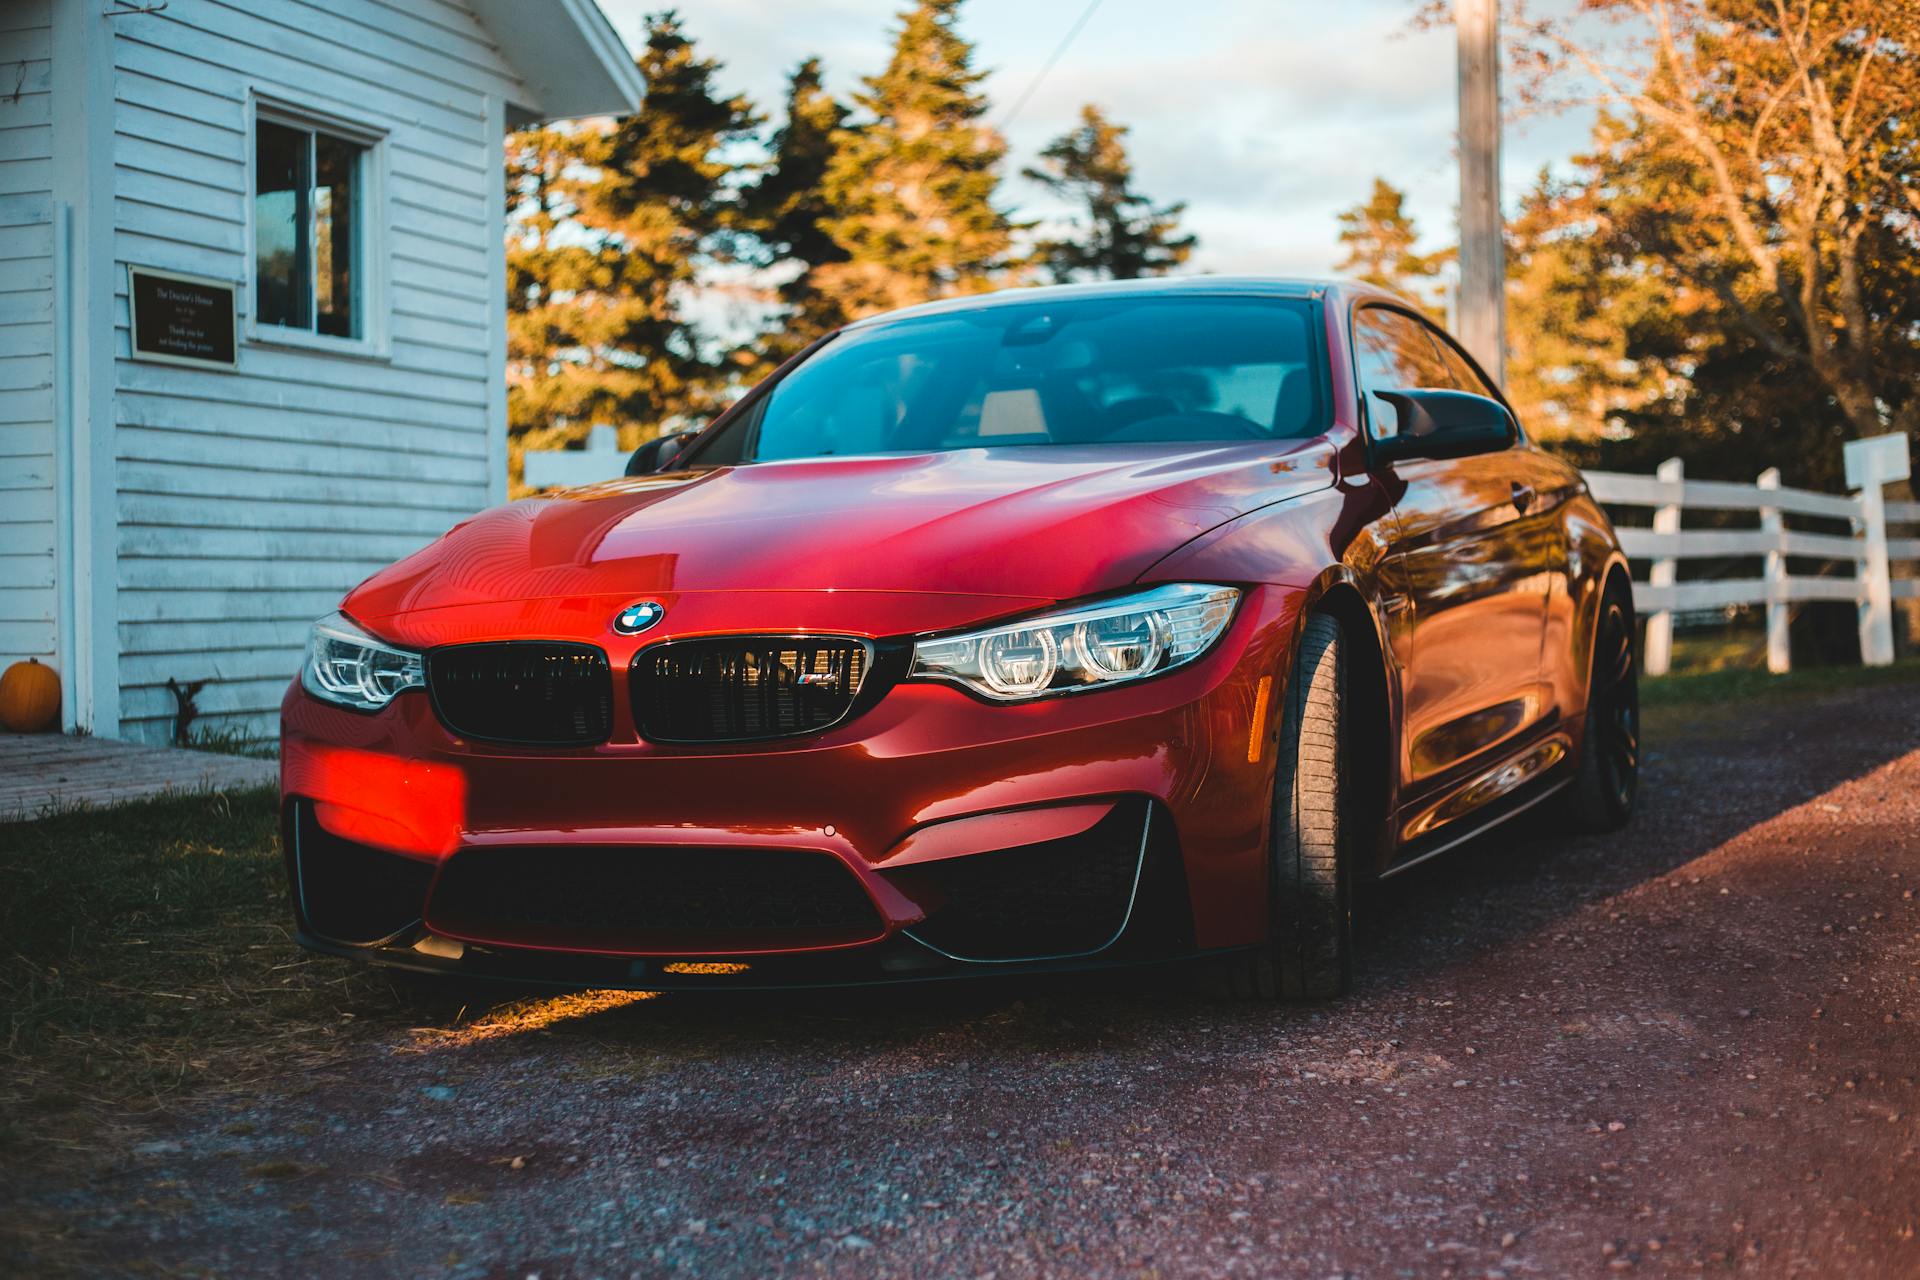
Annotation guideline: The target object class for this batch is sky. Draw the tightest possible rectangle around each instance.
[596,0,1601,281]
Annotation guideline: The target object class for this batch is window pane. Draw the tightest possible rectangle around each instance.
[1353,307,1452,438]
[255,121,310,330]
[1427,326,1501,400]
[313,133,362,338]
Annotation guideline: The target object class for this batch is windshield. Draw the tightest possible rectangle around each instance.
[689,296,1324,465]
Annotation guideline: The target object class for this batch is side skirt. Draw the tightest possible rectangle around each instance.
[1377,771,1571,881]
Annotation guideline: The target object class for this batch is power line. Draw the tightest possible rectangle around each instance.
[997,0,1105,133]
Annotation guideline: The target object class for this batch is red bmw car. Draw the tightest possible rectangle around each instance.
[281,277,1637,1000]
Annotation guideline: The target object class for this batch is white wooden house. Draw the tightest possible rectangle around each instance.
[0,0,641,742]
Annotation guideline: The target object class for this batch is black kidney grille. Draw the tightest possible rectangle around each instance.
[426,642,614,746]
[635,637,871,742]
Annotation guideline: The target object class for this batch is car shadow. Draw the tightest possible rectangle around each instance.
[383,680,1920,1052]
[1355,680,1920,978]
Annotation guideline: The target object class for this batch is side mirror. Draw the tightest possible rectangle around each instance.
[1370,390,1516,464]
[625,430,699,476]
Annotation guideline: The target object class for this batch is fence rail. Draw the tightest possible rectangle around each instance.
[1586,432,1914,675]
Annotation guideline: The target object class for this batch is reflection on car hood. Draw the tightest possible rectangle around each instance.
[343,442,1336,637]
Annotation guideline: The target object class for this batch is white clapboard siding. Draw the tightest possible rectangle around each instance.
[0,0,56,668]
[106,0,523,742]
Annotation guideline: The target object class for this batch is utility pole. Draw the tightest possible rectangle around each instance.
[1456,0,1504,383]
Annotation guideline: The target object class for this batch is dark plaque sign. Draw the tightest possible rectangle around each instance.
[127,266,237,369]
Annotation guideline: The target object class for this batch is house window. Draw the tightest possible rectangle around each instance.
[254,119,366,339]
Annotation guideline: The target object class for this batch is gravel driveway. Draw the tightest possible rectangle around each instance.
[21,683,1920,1278]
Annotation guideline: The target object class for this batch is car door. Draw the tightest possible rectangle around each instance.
[1354,305,1552,832]
[1420,324,1586,724]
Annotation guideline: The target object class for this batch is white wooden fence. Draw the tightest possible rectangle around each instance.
[523,424,626,490]
[1588,432,1915,675]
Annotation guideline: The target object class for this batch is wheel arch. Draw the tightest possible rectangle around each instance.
[1293,571,1396,878]
[1579,555,1637,714]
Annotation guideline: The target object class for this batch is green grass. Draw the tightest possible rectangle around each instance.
[1664,627,1771,675]
[185,723,280,759]
[1642,654,1920,708]
[0,788,410,1154]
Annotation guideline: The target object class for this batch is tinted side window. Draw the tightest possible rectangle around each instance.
[1424,323,1502,400]
[1352,306,1452,438]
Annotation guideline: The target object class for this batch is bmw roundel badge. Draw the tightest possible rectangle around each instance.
[613,601,665,635]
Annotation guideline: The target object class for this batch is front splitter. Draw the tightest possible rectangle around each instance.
[294,927,1237,994]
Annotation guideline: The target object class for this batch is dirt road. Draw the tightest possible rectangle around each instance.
[18,684,1920,1277]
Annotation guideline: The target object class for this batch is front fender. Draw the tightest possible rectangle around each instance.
[1139,473,1406,877]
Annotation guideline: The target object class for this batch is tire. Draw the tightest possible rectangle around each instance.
[1563,582,1640,832]
[1215,612,1354,1002]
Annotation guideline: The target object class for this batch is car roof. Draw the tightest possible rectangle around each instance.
[841,275,1409,329]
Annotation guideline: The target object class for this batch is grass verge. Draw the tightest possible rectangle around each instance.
[1641,655,1920,742]
[0,787,412,1160]
[1643,653,1920,708]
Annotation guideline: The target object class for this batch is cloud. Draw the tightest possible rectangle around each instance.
[989,4,1468,273]
[599,0,1597,278]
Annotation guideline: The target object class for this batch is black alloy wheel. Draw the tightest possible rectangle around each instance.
[1565,585,1639,831]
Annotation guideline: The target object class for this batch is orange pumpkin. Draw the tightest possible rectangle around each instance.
[0,657,61,733]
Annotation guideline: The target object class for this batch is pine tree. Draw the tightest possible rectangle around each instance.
[506,125,619,489]
[741,58,853,366]
[1024,105,1195,282]
[504,11,757,489]
[1334,178,1447,310]
[815,0,1018,319]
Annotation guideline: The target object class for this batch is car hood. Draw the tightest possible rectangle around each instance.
[344,441,1335,645]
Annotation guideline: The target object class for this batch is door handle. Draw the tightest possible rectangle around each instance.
[1511,482,1536,514]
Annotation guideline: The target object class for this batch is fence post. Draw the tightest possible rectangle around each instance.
[1843,433,1911,668]
[1757,467,1790,674]
[1641,456,1683,677]
[523,422,625,491]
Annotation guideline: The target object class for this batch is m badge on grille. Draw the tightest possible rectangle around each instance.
[613,601,665,635]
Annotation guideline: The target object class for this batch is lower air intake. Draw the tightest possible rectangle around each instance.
[425,844,885,954]
[286,801,434,946]
[899,800,1152,963]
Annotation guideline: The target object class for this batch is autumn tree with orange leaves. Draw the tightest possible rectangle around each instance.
[1498,0,1920,481]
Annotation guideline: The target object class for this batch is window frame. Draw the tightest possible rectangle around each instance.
[1349,303,1451,442]
[1419,315,1507,405]
[1415,312,1528,445]
[244,91,390,361]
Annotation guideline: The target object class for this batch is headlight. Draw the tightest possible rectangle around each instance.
[300,612,425,712]
[909,584,1239,702]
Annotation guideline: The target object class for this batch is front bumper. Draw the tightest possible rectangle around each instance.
[279,584,1301,983]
